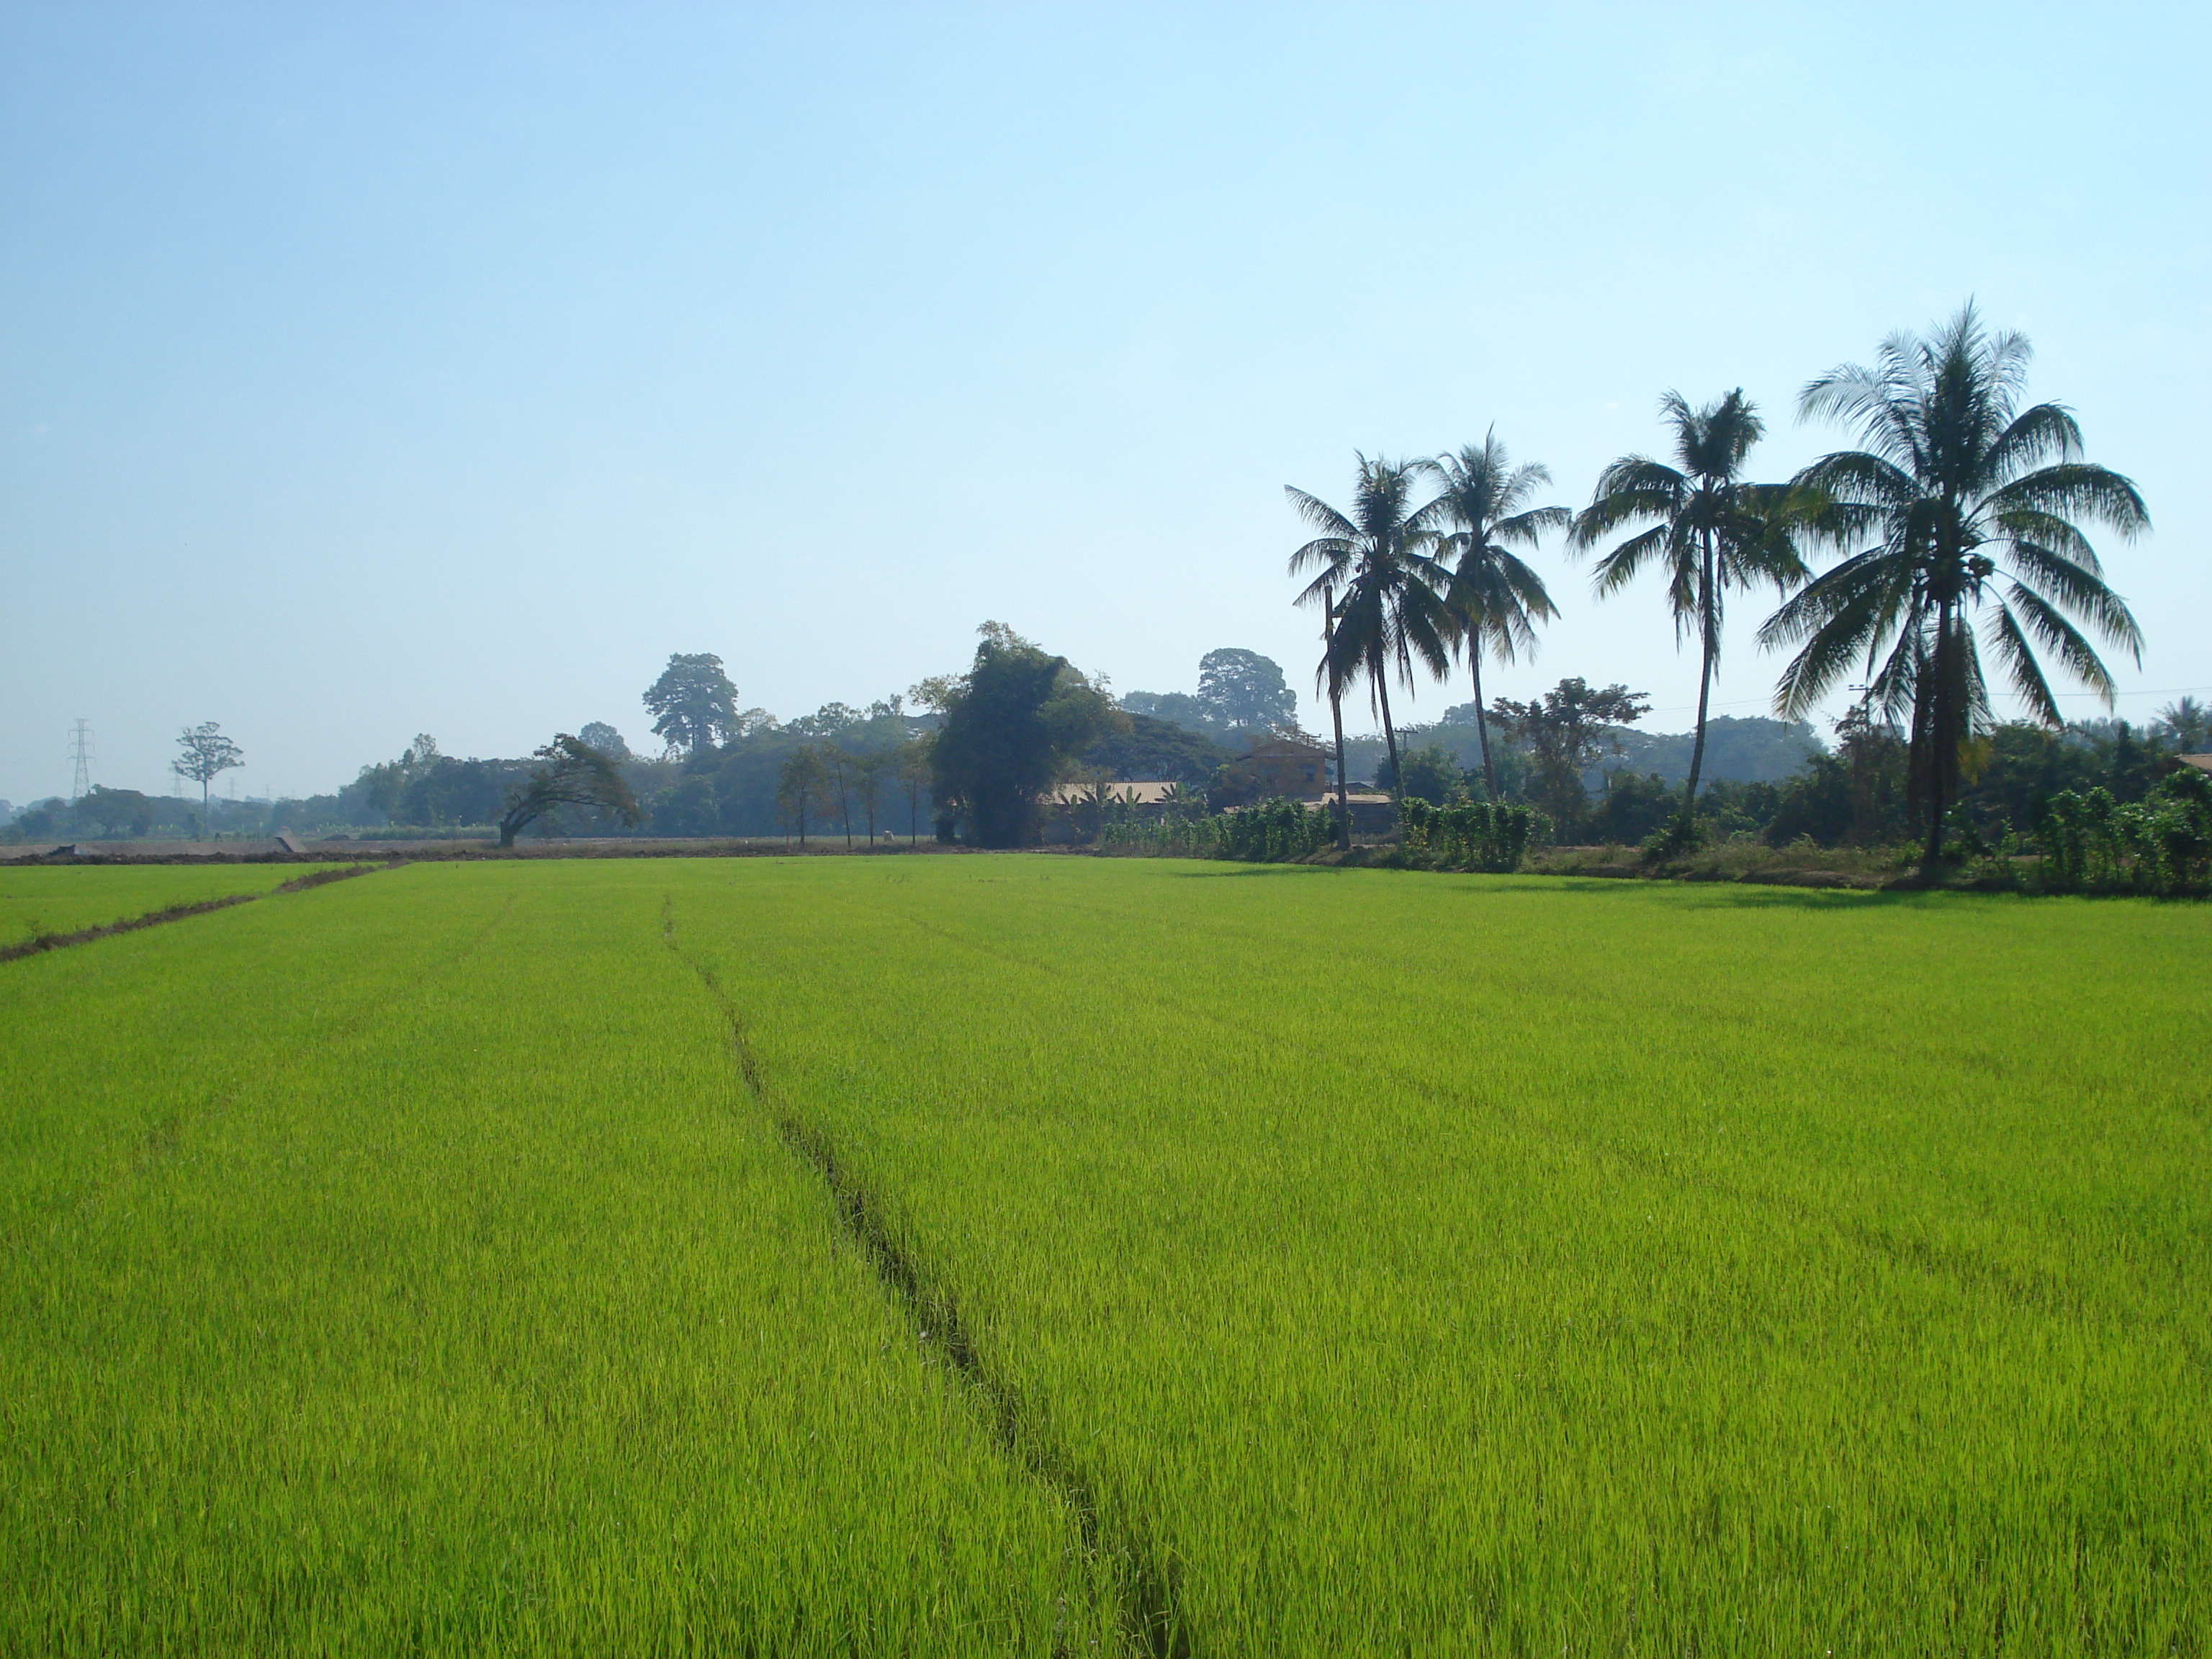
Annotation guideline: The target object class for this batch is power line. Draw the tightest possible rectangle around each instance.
[1632,684,2210,719]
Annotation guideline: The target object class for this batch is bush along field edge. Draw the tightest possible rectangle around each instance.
[1094,766,2212,896]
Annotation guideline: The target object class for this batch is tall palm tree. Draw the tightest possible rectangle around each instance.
[1763,302,2149,866]
[1569,390,1807,819]
[1287,455,1455,799]
[1414,432,1567,800]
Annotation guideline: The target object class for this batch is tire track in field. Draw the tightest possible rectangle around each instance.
[854,890,2211,1370]
[0,862,389,965]
[658,896,1196,1659]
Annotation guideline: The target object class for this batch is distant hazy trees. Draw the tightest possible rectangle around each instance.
[1195,649,1296,732]
[172,723,244,824]
[2158,698,2209,753]
[644,654,742,756]
[1766,303,2149,865]
[76,786,156,839]
[577,722,631,762]
[498,736,641,848]
[928,622,1122,846]
[775,747,827,845]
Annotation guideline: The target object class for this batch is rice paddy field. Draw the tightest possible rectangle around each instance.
[2,855,2205,1655]
[0,860,352,944]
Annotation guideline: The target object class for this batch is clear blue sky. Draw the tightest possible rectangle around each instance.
[4,1,2205,804]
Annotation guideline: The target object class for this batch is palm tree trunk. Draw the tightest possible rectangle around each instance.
[1377,673,1402,801]
[1923,601,1955,868]
[1323,589,1350,850]
[1471,653,1496,801]
[1683,537,1716,819]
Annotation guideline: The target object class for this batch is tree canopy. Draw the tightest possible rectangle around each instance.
[929,623,1122,846]
[643,654,742,756]
[172,722,245,811]
[1763,302,2149,865]
[1491,678,1652,831]
[1195,648,1297,732]
[498,735,642,847]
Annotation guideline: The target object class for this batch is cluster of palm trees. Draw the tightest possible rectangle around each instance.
[1288,303,2152,864]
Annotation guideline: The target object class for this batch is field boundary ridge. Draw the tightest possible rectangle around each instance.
[1,862,390,964]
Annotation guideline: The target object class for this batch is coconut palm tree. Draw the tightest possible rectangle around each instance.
[1414,432,1567,800]
[1762,302,2149,867]
[1569,390,1807,822]
[1286,455,1455,800]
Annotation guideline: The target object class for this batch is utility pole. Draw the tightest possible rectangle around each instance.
[68,719,94,804]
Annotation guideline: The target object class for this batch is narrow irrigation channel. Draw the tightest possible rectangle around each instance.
[660,896,1195,1659]
[0,863,390,965]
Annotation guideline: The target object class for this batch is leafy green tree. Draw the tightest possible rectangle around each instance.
[172,722,245,830]
[498,735,641,847]
[643,653,742,756]
[1396,744,1464,806]
[76,786,156,840]
[1570,391,1807,820]
[1764,303,2150,866]
[777,747,828,845]
[1489,678,1651,835]
[1287,455,1455,800]
[1416,433,1566,799]
[929,623,1121,846]
[1196,649,1297,732]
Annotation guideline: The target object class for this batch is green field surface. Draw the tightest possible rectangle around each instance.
[0,861,351,944]
[3,857,2205,1654]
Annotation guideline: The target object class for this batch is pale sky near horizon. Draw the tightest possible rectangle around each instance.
[4,1,2206,804]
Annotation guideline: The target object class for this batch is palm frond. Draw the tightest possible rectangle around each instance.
[2005,583,2123,699]
[1984,401,2082,481]
[1589,524,1672,595]
[1984,462,2149,538]
[1284,485,1357,541]
[1986,602,2065,727]
[2000,539,2143,655]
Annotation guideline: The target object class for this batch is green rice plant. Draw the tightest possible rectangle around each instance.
[6,855,2204,1655]
[675,857,2210,1655]
[0,860,1114,1655]
[0,862,351,945]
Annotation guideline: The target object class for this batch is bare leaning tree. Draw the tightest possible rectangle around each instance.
[173,722,245,835]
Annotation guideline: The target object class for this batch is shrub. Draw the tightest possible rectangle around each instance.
[2033,767,2212,895]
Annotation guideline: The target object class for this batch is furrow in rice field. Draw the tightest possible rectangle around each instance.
[0,861,1118,1655]
[670,855,2210,1655]
[3,853,2206,1655]
[661,893,1198,1658]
